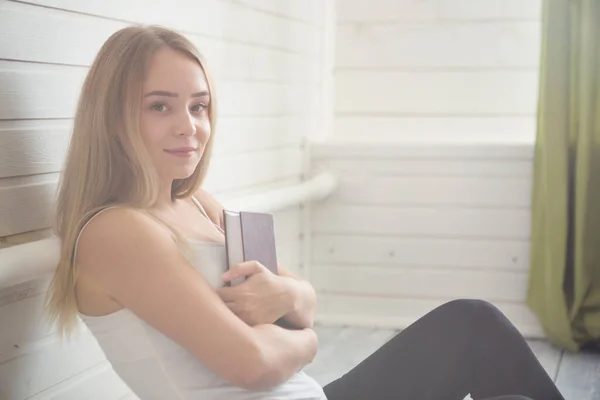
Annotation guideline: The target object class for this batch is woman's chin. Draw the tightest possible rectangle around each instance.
[172,166,199,180]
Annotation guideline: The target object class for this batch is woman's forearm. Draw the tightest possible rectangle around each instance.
[248,324,318,390]
[279,277,317,329]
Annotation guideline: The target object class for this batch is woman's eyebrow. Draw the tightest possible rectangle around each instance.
[144,90,209,98]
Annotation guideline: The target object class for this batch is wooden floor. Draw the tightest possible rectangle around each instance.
[305,324,600,400]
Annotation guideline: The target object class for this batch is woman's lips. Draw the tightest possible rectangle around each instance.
[164,147,197,158]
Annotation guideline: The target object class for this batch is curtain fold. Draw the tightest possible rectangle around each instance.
[527,0,600,352]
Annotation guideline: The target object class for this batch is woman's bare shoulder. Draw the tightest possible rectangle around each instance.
[76,207,173,269]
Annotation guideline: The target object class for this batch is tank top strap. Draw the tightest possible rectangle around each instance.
[73,206,120,261]
[190,195,224,233]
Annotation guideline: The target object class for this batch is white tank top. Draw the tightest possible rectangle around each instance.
[76,198,327,400]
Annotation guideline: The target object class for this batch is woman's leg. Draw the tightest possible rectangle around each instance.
[322,299,564,400]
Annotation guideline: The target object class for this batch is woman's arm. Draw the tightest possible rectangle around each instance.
[197,189,318,329]
[77,208,316,391]
[278,268,317,329]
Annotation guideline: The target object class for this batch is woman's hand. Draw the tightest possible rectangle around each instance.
[217,261,295,326]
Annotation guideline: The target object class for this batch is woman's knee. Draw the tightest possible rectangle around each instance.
[436,299,509,328]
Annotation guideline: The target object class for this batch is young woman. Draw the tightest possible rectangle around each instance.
[46,25,566,400]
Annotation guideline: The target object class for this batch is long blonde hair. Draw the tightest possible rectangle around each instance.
[46,25,217,336]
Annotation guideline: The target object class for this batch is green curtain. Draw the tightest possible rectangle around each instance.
[527,0,600,352]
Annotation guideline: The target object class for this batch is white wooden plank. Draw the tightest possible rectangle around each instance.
[0,2,320,83]
[312,235,529,271]
[214,116,306,155]
[273,206,302,242]
[334,116,537,140]
[217,81,320,117]
[312,264,528,302]
[232,0,323,25]
[335,0,542,22]
[0,121,70,178]
[0,174,58,237]
[315,294,545,338]
[315,158,534,178]
[0,289,52,361]
[327,175,531,207]
[0,330,107,400]
[16,0,320,54]
[223,2,321,55]
[335,70,539,115]
[206,147,303,193]
[27,363,132,400]
[7,0,224,42]
[336,22,540,68]
[0,62,318,119]
[311,141,535,160]
[0,1,130,66]
[276,239,302,275]
[219,42,321,83]
[556,350,600,400]
[0,63,87,120]
[311,204,531,239]
[215,176,301,201]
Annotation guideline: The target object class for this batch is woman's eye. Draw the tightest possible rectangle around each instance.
[151,103,168,112]
[191,103,207,112]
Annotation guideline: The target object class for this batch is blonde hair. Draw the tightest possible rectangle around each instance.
[46,25,217,336]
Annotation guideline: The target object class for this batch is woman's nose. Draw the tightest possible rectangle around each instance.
[176,110,196,136]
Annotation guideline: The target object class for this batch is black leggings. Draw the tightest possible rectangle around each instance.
[322,299,565,400]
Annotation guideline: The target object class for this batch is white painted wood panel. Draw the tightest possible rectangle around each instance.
[313,264,528,302]
[311,141,535,160]
[0,287,52,359]
[336,0,542,22]
[317,158,534,178]
[0,331,106,400]
[273,206,302,242]
[205,147,303,192]
[336,22,540,68]
[335,70,539,115]
[0,62,319,119]
[334,116,537,140]
[233,0,323,25]
[312,204,531,240]
[0,121,70,179]
[214,116,307,154]
[0,63,87,120]
[28,364,133,400]
[0,1,131,66]
[327,175,531,207]
[312,235,529,271]
[17,0,320,55]
[0,1,321,83]
[224,2,321,54]
[0,175,58,237]
[315,294,544,338]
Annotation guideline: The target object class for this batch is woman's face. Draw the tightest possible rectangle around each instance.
[139,47,211,182]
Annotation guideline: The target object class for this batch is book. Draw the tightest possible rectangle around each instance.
[222,209,279,286]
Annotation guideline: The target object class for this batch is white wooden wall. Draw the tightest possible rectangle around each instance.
[0,1,327,398]
[308,0,544,337]
[332,0,541,141]
[310,141,543,338]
